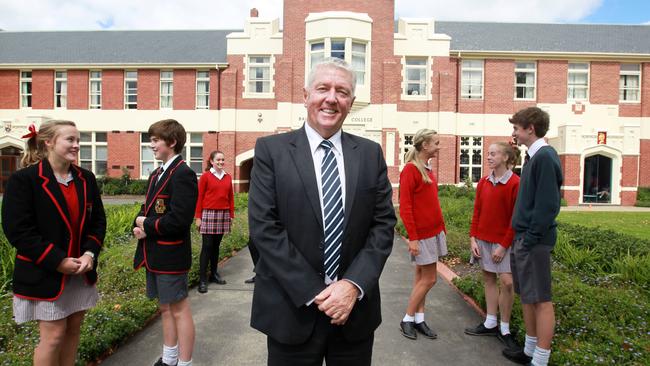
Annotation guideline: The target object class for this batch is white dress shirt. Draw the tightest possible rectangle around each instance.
[157,154,179,182]
[527,138,548,159]
[210,167,226,180]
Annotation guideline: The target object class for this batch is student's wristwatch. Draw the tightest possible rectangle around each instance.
[83,251,95,260]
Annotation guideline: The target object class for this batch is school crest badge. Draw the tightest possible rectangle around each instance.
[155,198,166,214]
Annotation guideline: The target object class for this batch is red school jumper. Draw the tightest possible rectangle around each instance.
[399,163,446,241]
[469,174,520,248]
[194,171,235,219]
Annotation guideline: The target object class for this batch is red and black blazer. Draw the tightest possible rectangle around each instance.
[1,159,106,301]
[133,156,198,273]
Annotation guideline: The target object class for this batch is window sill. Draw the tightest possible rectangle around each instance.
[401,95,430,101]
[242,93,275,99]
[619,100,641,104]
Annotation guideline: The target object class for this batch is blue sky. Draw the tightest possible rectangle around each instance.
[0,0,648,31]
[582,0,650,24]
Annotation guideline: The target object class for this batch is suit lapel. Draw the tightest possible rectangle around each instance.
[341,132,359,235]
[290,128,323,230]
[72,166,87,239]
[38,160,72,237]
[145,156,183,215]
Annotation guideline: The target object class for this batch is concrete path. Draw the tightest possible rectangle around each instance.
[100,236,516,366]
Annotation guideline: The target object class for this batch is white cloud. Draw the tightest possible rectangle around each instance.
[0,0,605,31]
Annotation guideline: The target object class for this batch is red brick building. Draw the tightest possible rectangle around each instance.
[1,0,649,205]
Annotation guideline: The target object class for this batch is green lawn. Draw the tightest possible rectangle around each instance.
[557,211,650,240]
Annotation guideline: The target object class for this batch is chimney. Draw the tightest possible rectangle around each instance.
[250,8,259,17]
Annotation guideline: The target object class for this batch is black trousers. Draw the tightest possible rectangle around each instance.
[267,312,373,366]
[248,239,259,267]
[199,234,223,282]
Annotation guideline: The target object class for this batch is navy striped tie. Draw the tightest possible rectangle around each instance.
[320,140,344,280]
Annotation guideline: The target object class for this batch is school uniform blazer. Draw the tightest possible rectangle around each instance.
[1,159,106,301]
[133,155,198,273]
[248,126,396,345]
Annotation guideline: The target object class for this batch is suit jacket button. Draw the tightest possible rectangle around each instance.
[318,241,324,249]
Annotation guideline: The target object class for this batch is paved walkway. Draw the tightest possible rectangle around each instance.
[101,235,516,366]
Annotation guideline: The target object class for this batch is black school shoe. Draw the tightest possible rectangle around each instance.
[153,357,177,366]
[464,323,499,336]
[210,272,227,285]
[414,321,437,339]
[198,281,208,293]
[498,332,520,351]
[502,347,533,365]
[399,321,417,340]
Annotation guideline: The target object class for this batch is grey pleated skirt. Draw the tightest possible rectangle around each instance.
[411,231,448,266]
[13,274,99,324]
[476,239,512,274]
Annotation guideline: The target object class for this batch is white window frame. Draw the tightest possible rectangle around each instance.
[182,133,204,175]
[160,70,173,109]
[140,133,160,179]
[307,38,368,86]
[461,60,484,100]
[124,70,138,109]
[196,70,210,109]
[20,71,32,108]
[54,71,67,109]
[351,42,366,87]
[402,57,429,99]
[567,62,590,101]
[619,64,641,103]
[79,132,108,176]
[514,61,536,100]
[459,136,483,184]
[243,56,274,98]
[89,70,102,109]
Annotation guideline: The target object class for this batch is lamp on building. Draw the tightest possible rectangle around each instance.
[3,120,11,133]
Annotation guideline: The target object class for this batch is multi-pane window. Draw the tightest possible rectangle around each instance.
[89,71,102,109]
[461,60,484,99]
[182,133,204,174]
[567,63,589,101]
[20,71,32,108]
[351,42,366,85]
[404,58,428,96]
[124,71,138,109]
[248,57,271,93]
[55,71,67,108]
[514,62,536,100]
[140,133,159,178]
[403,134,414,154]
[620,64,641,102]
[79,132,107,176]
[196,71,210,109]
[160,71,173,108]
[308,39,368,86]
[459,136,483,183]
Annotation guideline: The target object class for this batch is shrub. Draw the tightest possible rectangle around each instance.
[637,187,650,207]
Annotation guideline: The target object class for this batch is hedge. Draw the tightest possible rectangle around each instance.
[0,194,250,366]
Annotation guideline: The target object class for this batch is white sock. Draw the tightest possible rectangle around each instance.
[162,344,178,365]
[500,321,511,335]
[402,314,415,322]
[531,346,551,366]
[483,314,497,329]
[524,334,538,357]
[177,359,193,366]
[414,312,425,324]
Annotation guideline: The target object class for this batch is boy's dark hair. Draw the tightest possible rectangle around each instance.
[509,107,550,138]
[148,119,186,154]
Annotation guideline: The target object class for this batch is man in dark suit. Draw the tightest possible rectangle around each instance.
[248,58,396,365]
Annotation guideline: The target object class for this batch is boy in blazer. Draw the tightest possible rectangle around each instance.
[133,119,198,366]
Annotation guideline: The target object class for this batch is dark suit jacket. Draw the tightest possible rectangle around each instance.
[248,126,396,344]
[133,155,198,273]
[2,159,106,300]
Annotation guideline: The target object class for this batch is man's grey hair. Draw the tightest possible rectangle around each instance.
[306,57,357,96]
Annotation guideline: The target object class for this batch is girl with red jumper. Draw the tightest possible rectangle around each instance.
[464,141,520,351]
[2,120,106,366]
[194,151,235,293]
[399,128,446,341]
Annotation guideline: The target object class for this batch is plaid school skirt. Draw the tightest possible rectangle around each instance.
[200,209,232,235]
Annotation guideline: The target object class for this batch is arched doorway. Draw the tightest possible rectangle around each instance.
[237,158,253,193]
[583,154,612,203]
[1,146,22,193]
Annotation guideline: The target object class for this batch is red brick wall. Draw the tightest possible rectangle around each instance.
[67,70,88,110]
[642,63,650,117]
[559,154,581,187]
[137,69,159,110]
[102,70,124,110]
[435,134,457,184]
[0,70,19,109]
[538,60,567,104]
[485,59,514,114]
[173,69,196,110]
[221,68,237,109]
[621,191,637,206]
[590,62,618,105]
[619,103,641,117]
[31,70,54,109]
[562,189,580,205]
[438,57,458,112]
[640,139,650,187]
[281,0,395,105]
[621,155,639,188]
[107,131,140,178]
[382,59,401,105]
[275,58,294,103]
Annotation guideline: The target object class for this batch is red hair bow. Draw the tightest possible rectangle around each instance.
[21,124,38,139]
